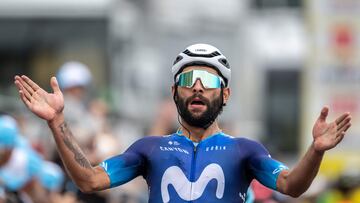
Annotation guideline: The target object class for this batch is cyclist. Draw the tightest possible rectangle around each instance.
[14,43,351,203]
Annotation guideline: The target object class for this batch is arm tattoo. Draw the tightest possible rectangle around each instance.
[59,122,92,169]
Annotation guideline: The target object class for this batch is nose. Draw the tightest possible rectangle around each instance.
[192,79,204,93]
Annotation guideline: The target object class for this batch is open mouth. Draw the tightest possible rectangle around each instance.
[190,98,205,106]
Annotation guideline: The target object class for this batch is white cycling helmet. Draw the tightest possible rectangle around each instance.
[172,43,231,87]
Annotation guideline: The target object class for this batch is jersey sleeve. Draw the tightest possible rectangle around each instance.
[99,138,150,188]
[245,140,289,190]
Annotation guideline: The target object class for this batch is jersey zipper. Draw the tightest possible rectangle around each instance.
[190,144,197,202]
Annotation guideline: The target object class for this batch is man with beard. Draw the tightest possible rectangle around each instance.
[14,44,352,203]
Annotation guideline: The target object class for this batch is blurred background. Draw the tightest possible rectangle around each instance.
[0,0,359,202]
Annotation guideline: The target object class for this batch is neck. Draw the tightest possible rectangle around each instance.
[179,120,222,142]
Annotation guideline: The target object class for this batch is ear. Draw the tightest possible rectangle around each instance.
[222,87,230,105]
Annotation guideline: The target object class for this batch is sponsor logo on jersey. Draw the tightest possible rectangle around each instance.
[272,165,288,174]
[239,192,246,202]
[161,163,225,202]
[159,146,189,154]
[168,141,180,146]
[205,146,227,151]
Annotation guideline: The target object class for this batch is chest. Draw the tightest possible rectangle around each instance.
[145,138,251,203]
[148,141,247,181]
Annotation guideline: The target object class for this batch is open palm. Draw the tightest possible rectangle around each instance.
[14,75,64,121]
[312,107,351,152]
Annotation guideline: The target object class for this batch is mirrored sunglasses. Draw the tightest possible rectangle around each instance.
[176,70,224,89]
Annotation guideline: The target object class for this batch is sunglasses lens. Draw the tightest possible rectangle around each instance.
[177,70,223,89]
[178,71,194,87]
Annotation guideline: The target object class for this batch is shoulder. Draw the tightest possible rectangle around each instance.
[134,134,174,144]
[230,136,269,154]
[126,134,176,152]
[219,133,262,146]
[234,137,263,146]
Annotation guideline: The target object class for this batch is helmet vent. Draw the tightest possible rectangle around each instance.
[218,58,230,69]
[173,55,183,65]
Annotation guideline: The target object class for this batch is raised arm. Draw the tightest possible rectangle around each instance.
[276,106,351,197]
[14,75,109,193]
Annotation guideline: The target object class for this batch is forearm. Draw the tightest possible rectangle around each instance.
[47,113,104,191]
[277,143,324,197]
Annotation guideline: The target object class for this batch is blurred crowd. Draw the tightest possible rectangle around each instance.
[1,61,360,203]
[1,61,149,203]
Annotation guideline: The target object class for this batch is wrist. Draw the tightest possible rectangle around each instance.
[311,142,325,156]
[47,112,65,127]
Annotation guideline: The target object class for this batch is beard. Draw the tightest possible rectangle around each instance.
[176,91,223,129]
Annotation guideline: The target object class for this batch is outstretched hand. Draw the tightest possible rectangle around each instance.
[14,75,64,121]
[312,106,351,152]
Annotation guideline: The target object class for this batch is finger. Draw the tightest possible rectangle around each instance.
[337,122,351,133]
[21,75,40,92]
[334,133,345,145]
[14,75,23,82]
[318,106,329,122]
[14,76,28,92]
[18,76,35,96]
[51,77,62,94]
[337,116,351,131]
[14,79,24,92]
[335,113,350,125]
[19,90,32,108]
[21,87,33,102]
[15,79,32,101]
[14,75,23,89]
[341,123,351,133]
[337,123,351,137]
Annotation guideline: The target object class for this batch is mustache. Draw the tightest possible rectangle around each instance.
[185,93,210,106]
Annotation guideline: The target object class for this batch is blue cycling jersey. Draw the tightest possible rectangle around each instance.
[100,132,288,203]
